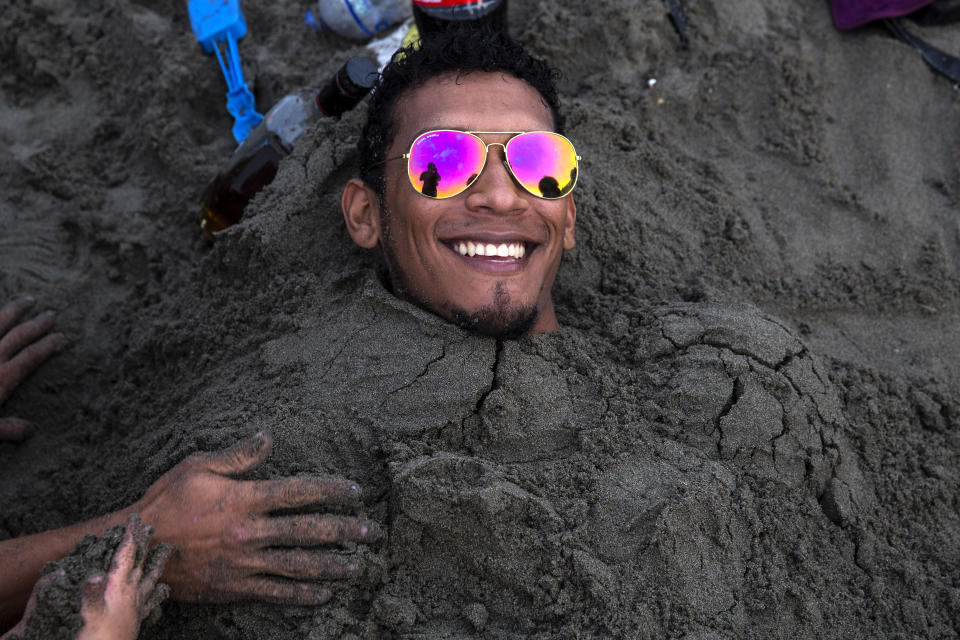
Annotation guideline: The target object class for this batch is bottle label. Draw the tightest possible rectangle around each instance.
[413,0,501,19]
[413,0,485,5]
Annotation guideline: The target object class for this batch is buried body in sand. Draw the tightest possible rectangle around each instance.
[1,20,957,640]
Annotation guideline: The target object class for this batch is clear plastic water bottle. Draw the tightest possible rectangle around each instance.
[307,0,411,40]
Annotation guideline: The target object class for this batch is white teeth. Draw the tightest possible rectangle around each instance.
[452,241,527,259]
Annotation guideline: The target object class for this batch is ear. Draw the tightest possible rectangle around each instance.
[342,178,382,249]
[562,195,577,250]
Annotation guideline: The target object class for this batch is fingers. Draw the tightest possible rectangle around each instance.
[0,297,35,336]
[0,417,33,442]
[228,577,333,606]
[25,570,60,617]
[253,514,377,547]
[192,431,272,476]
[80,574,108,619]
[249,548,361,581]
[250,476,361,511]
[80,516,170,640]
[0,309,54,362]
[0,333,64,405]
[141,543,174,594]
[141,582,170,622]
[110,515,141,584]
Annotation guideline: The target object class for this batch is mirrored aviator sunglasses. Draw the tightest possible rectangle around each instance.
[397,129,581,200]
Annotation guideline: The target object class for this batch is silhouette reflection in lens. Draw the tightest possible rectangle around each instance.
[558,167,578,196]
[538,176,562,198]
[420,162,441,197]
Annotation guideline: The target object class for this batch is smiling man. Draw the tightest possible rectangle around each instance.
[342,28,578,338]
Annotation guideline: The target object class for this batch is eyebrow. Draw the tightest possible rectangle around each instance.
[409,126,471,141]
[404,127,545,146]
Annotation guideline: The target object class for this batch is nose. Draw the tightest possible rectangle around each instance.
[464,144,530,215]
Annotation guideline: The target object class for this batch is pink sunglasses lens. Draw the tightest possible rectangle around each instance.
[408,130,485,198]
[505,132,578,198]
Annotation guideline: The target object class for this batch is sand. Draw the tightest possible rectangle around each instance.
[6,525,171,640]
[1,0,958,637]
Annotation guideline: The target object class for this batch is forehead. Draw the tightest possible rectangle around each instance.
[391,72,555,147]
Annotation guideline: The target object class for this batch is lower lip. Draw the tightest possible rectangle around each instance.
[446,245,530,274]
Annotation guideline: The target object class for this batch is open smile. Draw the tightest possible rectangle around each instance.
[447,240,528,258]
[441,238,537,273]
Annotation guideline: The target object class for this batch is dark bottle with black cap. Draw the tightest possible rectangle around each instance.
[199,56,378,240]
[412,0,508,38]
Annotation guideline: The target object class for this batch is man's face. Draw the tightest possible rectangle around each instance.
[360,72,576,337]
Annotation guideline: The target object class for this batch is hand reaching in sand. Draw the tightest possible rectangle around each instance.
[76,514,172,640]
[0,432,376,633]
[132,432,378,605]
[0,296,65,442]
[0,515,172,640]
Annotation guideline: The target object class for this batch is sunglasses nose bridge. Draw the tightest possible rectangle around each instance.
[482,141,508,164]
[480,141,521,186]
[462,141,529,210]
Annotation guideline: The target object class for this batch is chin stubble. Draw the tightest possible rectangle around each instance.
[379,207,539,339]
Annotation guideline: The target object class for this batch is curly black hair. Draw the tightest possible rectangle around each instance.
[357,26,564,200]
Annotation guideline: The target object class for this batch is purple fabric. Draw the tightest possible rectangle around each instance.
[831,0,936,29]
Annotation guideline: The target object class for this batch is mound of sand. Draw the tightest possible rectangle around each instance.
[1,0,957,638]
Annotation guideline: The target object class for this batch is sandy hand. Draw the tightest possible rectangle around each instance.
[133,432,378,605]
[0,296,65,442]
[77,515,173,640]
[0,516,171,640]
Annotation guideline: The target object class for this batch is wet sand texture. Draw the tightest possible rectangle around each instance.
[8,526,169,640]
[1,0,958,638]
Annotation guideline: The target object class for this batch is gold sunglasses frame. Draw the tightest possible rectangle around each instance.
[380,130,582,200]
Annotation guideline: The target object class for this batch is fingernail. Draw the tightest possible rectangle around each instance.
[360,524,369,537]
[22,295,35,304]
[350,483,360,495]
[43,309,55,317]
[87,575,103,585]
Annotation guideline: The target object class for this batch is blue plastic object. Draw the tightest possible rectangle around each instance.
[188,0,263,142]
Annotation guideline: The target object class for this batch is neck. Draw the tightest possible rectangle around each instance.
[526,300,559,334]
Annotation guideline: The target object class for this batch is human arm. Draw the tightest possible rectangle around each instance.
[0,514,172,640]
[0,432,379,632]
[0,296,65,442]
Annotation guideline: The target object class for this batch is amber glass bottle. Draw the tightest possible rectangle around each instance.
[199,56,378,240]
